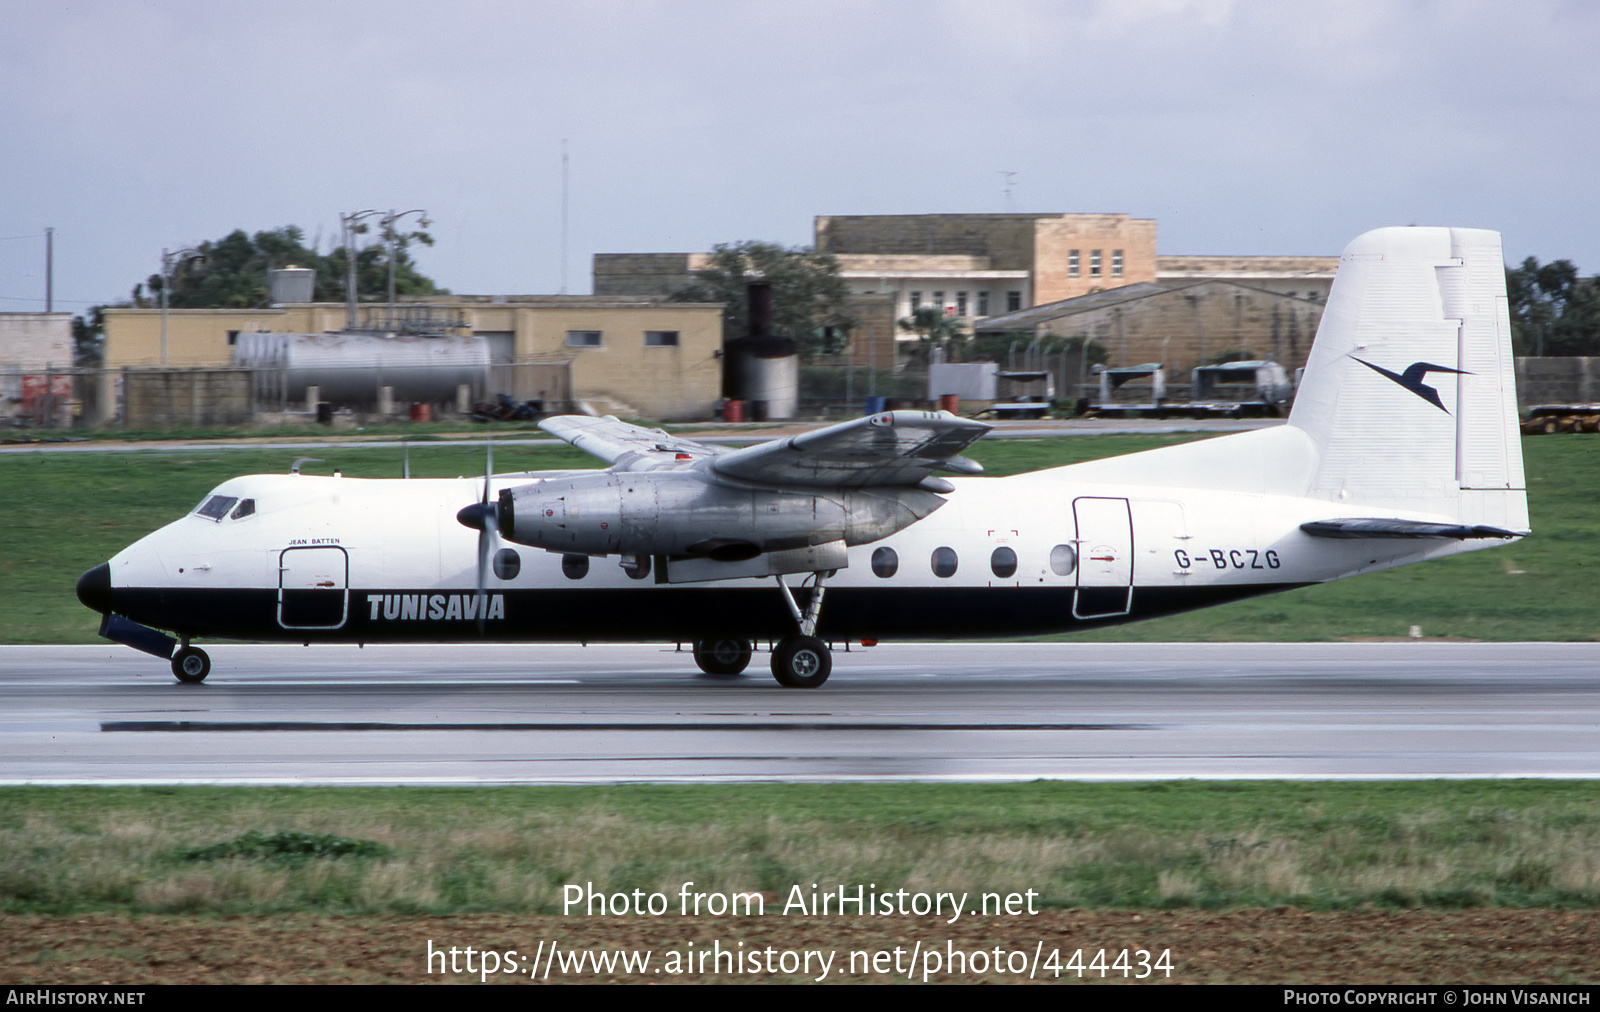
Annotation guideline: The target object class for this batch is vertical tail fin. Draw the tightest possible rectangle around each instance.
[1289,226,1527,532]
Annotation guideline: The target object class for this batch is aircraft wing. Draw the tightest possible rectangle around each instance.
[538,415,724,471]
[710,410,991,488]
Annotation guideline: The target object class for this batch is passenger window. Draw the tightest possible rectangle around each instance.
[230,499,256,520]
[195,495,238,521]
[931,547,958,578]
[494,548,521,580]
[1050,544,1077,576]
[990,546,1017,578]
[871,546,898,578]
[623,554,651,580]
[561,553,589,580]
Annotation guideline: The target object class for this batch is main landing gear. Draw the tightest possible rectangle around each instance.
[171,641,211,684]
[692,637,754,676]
[769,571,833,689]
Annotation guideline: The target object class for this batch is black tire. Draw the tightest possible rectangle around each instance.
[693,637,752,677]
[172,647,210,684]
[771,635,831,688]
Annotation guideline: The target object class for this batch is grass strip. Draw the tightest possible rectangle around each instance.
[3,781,1599,915]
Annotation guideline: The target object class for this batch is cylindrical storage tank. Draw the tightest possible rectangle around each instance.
[724,336,798,420]
[233,332,490,407]
[269,268,315,305]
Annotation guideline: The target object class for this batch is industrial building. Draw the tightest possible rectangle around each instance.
[97,294,725,426]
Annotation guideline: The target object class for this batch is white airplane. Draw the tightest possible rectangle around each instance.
[77,226,1528,688]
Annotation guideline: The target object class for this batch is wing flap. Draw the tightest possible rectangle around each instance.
[538,415,722,470]
[711,410,991,488]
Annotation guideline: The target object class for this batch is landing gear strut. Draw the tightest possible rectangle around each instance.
[771,572,833,688]
[693,637,753,676]
[171,642,210,684]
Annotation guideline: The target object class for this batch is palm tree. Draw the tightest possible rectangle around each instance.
[898,305,968,363]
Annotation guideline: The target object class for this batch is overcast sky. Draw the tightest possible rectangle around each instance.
[3,0,1596,313]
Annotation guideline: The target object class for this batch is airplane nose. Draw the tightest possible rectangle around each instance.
[76,563,112,614]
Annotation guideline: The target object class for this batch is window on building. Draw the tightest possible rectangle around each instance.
[910,291,921,310]
[1090,250,1102,277]
[956,291,968,316]
[932,291,944,310]
[565,330,602,348]
[1112,250,1124,277]
[644,330,679,347]
[1007,291,1022,312]
[1068,250,1080,277]
[977,291,989,316]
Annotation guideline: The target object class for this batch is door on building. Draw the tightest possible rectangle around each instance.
[1072,497,1133,620]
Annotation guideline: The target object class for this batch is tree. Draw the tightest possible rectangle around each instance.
[1505,257,1600,356]
[669,241,855,358]
[71,307,104,368]
[897,305,968,363]
[132,225,446,310]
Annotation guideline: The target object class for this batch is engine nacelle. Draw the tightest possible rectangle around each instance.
[497,470,944,558]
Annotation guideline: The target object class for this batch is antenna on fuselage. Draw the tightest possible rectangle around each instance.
[290,457,324,475]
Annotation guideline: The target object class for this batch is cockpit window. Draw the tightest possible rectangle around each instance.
[195,495,238,521]
[230,499,256,520]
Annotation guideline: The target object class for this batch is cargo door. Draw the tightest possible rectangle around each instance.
[278,546,349,630]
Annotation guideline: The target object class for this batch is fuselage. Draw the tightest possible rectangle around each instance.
[82,465,1497,645]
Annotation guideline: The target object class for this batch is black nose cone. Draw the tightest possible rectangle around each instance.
[76,563,112,614]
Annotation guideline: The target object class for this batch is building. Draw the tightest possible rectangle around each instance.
[594,213,1334,368]
[973,279,1328,379]
[0,312,75,426]
[98,295,725,424]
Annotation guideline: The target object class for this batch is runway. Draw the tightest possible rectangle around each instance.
[2,642,1596,784]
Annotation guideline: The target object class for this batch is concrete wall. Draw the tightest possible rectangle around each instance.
[1515,357,1600,407]
[123,368,254,427]
[0,313,73,370]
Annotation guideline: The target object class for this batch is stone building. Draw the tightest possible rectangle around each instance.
[974,279,1328,377]
[594,213,1333,370]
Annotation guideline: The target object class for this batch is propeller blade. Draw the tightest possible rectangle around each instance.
[476,436,496,634]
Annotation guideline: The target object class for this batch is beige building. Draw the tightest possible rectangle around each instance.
[100,296,725,423]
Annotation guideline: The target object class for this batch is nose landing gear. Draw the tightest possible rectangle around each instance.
[172,642,211,684]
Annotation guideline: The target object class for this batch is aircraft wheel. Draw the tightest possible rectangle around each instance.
[693,637,753,677]
[771,635,831,689]
[171,647,211,684]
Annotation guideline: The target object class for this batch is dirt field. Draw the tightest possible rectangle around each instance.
[4,909,1597,984]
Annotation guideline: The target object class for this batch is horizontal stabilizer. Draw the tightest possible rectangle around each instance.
[1299,518,1523,540]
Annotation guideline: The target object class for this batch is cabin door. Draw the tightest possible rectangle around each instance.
[1072,497,1133,619]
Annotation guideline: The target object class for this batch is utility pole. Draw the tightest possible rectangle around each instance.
[341,210,382,329]
[44,227,53,313]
